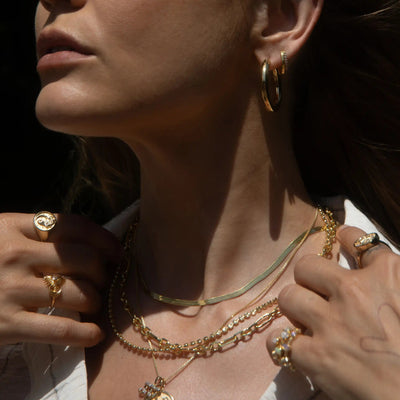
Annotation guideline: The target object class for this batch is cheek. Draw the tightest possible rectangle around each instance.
[36,0,250,136]
[97,1,248,98]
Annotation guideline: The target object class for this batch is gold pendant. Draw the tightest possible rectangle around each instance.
[139,377,175,400]
[154,392,174,400]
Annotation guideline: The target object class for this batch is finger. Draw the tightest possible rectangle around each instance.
[11,311,103,347]
[337,225,392,268]
[16,276,102,314]
[294,254,351,297]
[28,241,107,288]
[11,213,122,260]
[278,284,329,332]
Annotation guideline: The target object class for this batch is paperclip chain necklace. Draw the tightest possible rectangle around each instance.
[108,207,337,400]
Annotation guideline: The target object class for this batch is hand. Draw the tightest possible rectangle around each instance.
[0,213,122,347]
[266,225,400,400]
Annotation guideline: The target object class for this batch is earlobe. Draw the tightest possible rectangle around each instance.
[253,0,324,69]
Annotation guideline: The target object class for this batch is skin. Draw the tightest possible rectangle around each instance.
[35,1,328,398]
[0,0,397,399]
[267,226,400,400]
[0,213,121,346]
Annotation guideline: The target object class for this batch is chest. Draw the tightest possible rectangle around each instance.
[86,316,314,400]
[87,329,282,400]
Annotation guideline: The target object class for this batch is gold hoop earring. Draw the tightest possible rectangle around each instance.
[261,60,282,112]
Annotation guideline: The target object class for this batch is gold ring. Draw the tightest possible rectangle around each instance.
[353,232,381,268]
[33,211,57,242]
[43,274,66,308]
[271,327,301,371]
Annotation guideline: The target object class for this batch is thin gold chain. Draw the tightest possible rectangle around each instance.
[128,210,319,356]
[108,207,337,400]
[137,226,322,307]
[108,207,336,356]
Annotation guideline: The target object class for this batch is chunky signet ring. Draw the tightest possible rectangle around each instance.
[43,274,66,308]
[34,211,57,241]
[353,232,381,268]
[271,327,301,371]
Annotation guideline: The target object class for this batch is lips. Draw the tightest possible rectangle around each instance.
[37,29,93,58]
[36,29,94,72]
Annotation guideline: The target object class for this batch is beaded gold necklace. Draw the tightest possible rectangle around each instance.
[108,207,337,400]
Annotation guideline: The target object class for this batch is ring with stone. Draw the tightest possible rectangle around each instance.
[271,327,302,371]
[33,211,57,242]
[43,274,66,309]
[353,232,382,267]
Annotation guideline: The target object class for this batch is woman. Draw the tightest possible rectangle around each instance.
[1,0,400,399]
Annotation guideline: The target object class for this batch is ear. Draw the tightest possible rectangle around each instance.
[252,0,324,69]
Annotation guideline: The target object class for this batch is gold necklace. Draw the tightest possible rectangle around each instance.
[109,209,322,356]
[137,229,321,307]
[108,207,337,399]
[138,207,335,307]
[109,248,281,356]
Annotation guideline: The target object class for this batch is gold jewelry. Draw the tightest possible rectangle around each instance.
[279,51,288,76]
[136,309,281,400]
[139,316,194,400]
[353,232,380,251]
[111,209,323,357]
[261,59,282,112]
[109,241,282,357]
[139,226,322,307]
[108,207,336,397]
[318,207,338,258]
[140,207,335,308]
[34,211,57,241]
[219,208,320,328]
[43,274,66,308]
[353,232,381,267]
[139,376,175,400]
[109,208,335,357]
[271,327,301,371]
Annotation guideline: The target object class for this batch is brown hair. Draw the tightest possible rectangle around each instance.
[67,0,400,245]
[64,137,140,224]
[292,0,400,246]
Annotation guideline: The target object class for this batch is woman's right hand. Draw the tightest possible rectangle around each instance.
[0,213,122,347]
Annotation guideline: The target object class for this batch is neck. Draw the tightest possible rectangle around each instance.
[125,94,317,301]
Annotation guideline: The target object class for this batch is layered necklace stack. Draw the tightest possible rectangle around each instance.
[108,207,337,400]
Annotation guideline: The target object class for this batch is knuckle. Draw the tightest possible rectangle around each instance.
[380,252,400,270]
[294,254,319,278]
[0,241,27,266]
[374,252,400,289]
[297,254,320,268]
[336,274,366,301]
[0,213,19,232]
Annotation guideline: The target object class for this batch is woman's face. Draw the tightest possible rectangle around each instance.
[35,0,253,139]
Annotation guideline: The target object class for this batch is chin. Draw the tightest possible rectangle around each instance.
[35,83,114,137]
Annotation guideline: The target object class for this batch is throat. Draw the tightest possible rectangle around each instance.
[135,198,323,306]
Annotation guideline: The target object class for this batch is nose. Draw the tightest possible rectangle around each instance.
[39,0,87,12]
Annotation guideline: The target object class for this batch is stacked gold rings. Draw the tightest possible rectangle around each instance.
[353,232,383,268]
[271,327,301,371]
[33,211,65,309]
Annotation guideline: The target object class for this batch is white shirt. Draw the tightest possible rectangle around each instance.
[1,200,398,400]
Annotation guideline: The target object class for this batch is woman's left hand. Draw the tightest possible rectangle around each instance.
[267,226,400,400]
